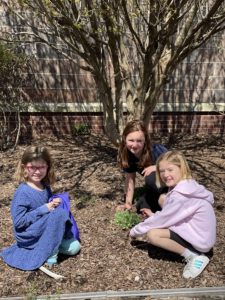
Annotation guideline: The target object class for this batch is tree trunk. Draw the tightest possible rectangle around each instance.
[96,78,121,145]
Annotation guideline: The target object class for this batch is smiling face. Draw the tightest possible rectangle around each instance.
[158,160,183,188]
[125,130,145,158]
[24,159,48,186]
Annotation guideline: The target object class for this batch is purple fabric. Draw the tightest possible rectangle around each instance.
[49,192,80,241]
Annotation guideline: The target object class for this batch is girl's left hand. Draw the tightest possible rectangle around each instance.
[142,165,156,177]
[116,203,132,211]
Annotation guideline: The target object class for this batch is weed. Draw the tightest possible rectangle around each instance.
[76,193,97,209]
[24,283,38,300]
[72,123,90,136]
[113,211,141,230]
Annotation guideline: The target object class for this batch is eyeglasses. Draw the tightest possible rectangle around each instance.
[25,165,48,172]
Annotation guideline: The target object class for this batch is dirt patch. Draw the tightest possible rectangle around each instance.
[0,133,225,298]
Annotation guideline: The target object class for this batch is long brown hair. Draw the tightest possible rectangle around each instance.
[14,146,56,185]
[118,120,152,169]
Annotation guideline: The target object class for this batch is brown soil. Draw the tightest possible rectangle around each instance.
[0,133,225,298]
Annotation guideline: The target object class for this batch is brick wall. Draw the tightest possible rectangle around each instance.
[150,112,225,136]
[3,112,223,141]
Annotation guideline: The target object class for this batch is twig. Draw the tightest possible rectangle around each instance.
[39,266,65,280]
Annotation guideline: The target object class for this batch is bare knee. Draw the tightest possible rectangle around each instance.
[146,229,159,244]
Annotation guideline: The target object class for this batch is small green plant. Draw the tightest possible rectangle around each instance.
[24,283,38,300]
[113,211,141,230]
[76,193,96,209]
[72,123,90,135]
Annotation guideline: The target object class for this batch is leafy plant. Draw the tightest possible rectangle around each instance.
[113,211,141,230]
[76,193,96,209]
[72,123,90,136]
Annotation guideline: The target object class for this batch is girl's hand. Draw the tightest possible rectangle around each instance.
[140,208,154,218]
[116,203,132,211]
[142,165,156,177]
[47,197,62,211]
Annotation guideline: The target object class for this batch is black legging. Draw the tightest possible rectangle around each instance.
[136,171,168,213]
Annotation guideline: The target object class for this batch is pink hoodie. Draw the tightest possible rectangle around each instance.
[130,179,216,252]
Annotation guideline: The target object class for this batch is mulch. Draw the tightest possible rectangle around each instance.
[0,133,225,298]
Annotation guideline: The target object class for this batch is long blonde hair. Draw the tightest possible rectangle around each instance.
[156,150,192,188]
[14,146,56,185]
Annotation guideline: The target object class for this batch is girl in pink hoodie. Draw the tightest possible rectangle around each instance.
[130,150,216,279]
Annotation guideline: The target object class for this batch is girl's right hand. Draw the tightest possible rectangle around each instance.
[47,197,62,211]
[116,203,132,211]
[140,208,154,218]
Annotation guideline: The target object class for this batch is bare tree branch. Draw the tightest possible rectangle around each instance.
[1,0,225,143]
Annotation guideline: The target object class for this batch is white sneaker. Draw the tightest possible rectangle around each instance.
[183,255,209,279]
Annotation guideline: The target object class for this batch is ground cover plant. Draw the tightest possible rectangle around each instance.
[113,211,141,230]
[0,133,225,298]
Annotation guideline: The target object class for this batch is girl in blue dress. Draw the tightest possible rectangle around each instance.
[0,146,80,270]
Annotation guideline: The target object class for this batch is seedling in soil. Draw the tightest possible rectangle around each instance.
[113,210,141,230]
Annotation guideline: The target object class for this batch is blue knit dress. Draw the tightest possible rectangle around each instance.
[0,183,73,270]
